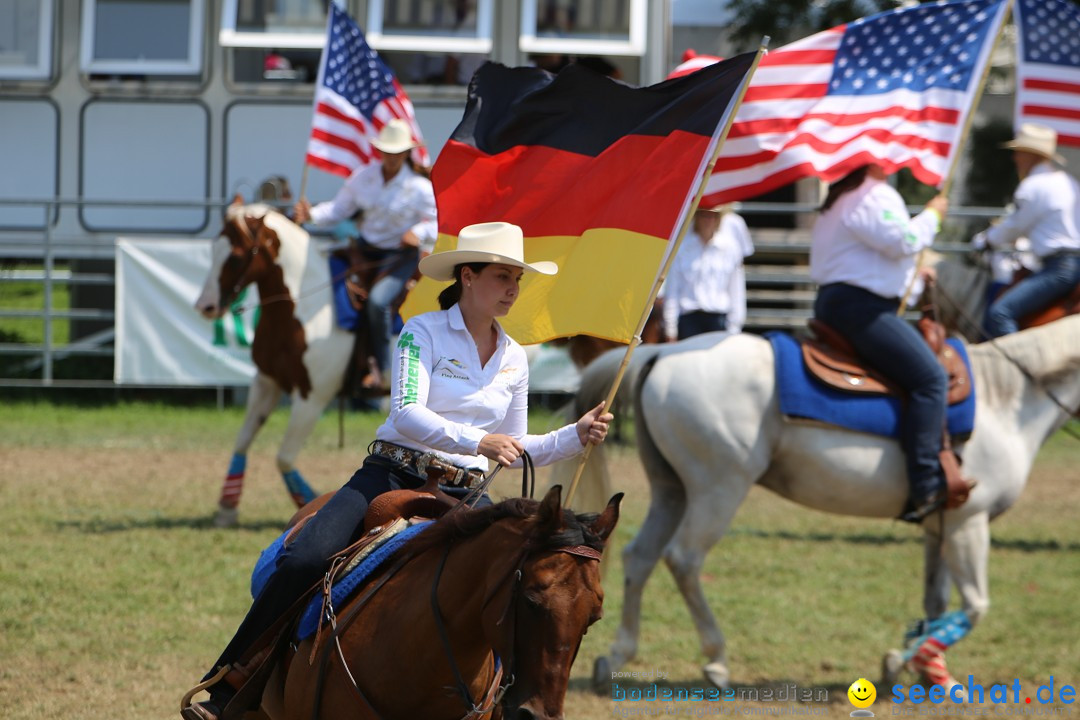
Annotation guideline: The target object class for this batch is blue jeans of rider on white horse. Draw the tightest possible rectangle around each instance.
[361,243,420,374]
[201,455,491,698]
[677,310,727,340]
[985,252,1080,338]
[814,283,948,505]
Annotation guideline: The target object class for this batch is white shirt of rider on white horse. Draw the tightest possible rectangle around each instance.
[661,211,754,339]
[810,175,941,299]
[375,303,584,471]
[972,161,1080,259]
[308,162,437,252]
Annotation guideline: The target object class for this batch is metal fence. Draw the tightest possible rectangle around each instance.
[0,197,1001,390]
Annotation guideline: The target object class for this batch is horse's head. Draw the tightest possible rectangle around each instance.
[194,206,282,318]
[491,485,622,720]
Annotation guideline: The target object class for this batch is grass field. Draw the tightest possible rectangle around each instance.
[1,401,1078,720]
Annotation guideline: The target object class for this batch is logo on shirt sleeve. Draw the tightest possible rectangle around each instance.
[396,332,421,405]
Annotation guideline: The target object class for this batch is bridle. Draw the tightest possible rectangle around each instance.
[219,214,271,309]
[427,533,602,719]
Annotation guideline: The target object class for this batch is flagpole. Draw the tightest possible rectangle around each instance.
[896,0,1015,315]
[298,163,311,205]
[564,40,770,509]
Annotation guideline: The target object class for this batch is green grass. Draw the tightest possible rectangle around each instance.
[0,263,70,346]
[1,401,1078,719]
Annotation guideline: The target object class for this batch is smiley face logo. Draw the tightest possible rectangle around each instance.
[848,677,877,709]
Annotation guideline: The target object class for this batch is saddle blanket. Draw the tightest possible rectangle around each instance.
[250,519,431,641]
[329,255,360,332]
[766,332,976,439]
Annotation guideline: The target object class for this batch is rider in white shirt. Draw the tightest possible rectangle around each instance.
[661,205,753,340]
[972,124,1080,337]
[810,164,950,524]
[183,222,614,720]
[294,119,437,382]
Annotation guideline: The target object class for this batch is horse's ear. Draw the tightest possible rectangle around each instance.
[537,484,565,533]
[589,493,624,545]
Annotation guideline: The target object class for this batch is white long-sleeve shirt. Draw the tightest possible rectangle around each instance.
[810,176,941,299]
[309,163,437,252]
[376,304,584,471]
[981,162,1080,259]
[661,212,754,338]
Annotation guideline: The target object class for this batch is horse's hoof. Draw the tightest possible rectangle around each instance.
[881,649,905,686]
[592,656,612,695]
[703,662,731,690]
[213,505,239,528]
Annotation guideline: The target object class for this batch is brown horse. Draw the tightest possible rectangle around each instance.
[256,485,622,720]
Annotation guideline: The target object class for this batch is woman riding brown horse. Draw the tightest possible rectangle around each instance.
[248,485,620,720]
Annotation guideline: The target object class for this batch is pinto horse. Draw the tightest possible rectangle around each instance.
[195,204,354,527]
[252,485,622,720]
[560,316,1080,693]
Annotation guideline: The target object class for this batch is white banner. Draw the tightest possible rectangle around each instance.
[114,237,583,390]
[115,238,258,385]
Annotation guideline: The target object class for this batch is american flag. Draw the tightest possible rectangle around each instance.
[1015,0,1080,147]
[304,4,429,177]
[693,0,1008,205]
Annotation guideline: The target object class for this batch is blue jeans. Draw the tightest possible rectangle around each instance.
[677,311,727,340]
[985,253,1080,338]
[362,244,420,373]
[205,456,489,681]
[814,283,947,501]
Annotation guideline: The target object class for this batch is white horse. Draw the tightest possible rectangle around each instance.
[195,204,353,527]
[564,316,1080,691]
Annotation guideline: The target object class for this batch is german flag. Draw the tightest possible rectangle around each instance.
[401,54,757,344]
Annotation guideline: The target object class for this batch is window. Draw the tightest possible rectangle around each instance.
[0,0,54,80]
[80,0,205,76]
[366,0,493,53]
[520,0,646,56]
[367,1,493,87]
[220,0,335,49]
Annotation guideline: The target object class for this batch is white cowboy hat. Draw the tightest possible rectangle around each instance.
[418,222,559,282]
[371,119,420,155]
[1001,123,1066,165]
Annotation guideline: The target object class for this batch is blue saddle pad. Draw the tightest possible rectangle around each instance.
[250,520,431,642]
[766,332,975,439]
[329,255,360,332]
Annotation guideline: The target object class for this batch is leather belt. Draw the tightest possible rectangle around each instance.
[370,440,485,489]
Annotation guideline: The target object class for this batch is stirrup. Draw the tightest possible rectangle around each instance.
[899,490,946,524]
[180,665,231,713]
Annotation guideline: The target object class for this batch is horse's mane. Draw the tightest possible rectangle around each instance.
[404,496,605,558]
[968,316,1080,404]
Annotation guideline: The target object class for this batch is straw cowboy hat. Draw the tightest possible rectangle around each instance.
[372,118,420,154]
[418,222,559,282]
[1001,123,1066,165]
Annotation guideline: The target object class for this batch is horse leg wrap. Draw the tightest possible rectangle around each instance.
[219,453,247,509]
[904,610,972,688]
[282,469,318,507]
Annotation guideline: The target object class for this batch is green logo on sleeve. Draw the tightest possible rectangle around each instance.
[396,331,421,406]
